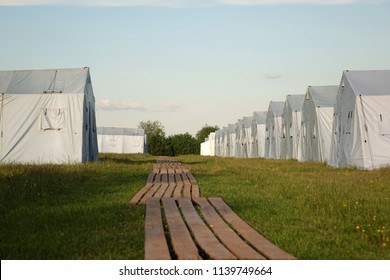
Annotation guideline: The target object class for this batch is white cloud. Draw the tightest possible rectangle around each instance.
[264,73,282,80]
[0,0,384,6]
[97,99,146,111]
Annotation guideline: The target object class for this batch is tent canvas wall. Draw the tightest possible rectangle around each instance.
[0,67,98,164]
[228,123,237,157]
[300,85,338,163]
[265,101,285,159]
[241,116,253,158]
[251,111,267,158]
[200,132,216,156]
[97,127,146,154]
[222,126,229,157]
[280,94,305,160]
[235,119,244,158]
[330,70,390,169]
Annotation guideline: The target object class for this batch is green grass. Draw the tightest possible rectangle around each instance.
[1,154,390,259]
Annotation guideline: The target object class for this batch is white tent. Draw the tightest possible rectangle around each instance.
[330,70,390,169]
[281,94,305,160]
[200,132,216,156]
[0,67,98,164]
[265,101,285,159]
[251,111,267,158]
[97,127,146,154]
[222,126,229,157]
[300,85,338,163]
[200,138,210,156]
[228,123,237,157]
[214,129,222,156]
[241,116,253,158]
[235,119,244,158]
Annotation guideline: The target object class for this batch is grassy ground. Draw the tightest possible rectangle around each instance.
[1,154,389,259]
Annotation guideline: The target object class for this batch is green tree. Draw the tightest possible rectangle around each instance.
[138,120,167,156]
[168,133,199,156]
[195,124,219,143]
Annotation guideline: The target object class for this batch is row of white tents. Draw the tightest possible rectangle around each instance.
[0,67,147,164]
[201,70,390,170]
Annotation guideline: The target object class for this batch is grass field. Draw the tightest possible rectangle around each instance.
[1,154,389,260]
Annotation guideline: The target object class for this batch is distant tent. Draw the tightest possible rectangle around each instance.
[228,123,237,158]
[300,85,338,163]
[200,132,216,156]
[241,116,253,158]
[97,127,146,154]
[222,126,229,157]
[330,70,390,169]
[214,129,221,156]
[280,94,305,160]
[251,111,267,158]
[235,119,244,158]
[265,101,285,159]
[0,67,98,164]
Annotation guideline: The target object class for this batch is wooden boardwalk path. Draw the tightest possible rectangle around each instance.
[130,157,296,260]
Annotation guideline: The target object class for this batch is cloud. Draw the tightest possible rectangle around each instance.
[165,102,182,112]
[0,0,384,6]
[264,73,282,80]
[97,99,146,111]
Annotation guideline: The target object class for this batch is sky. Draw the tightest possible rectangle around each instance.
[1,0,390,136]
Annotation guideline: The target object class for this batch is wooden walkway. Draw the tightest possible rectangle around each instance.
[130,158,296,260]
[129,161,199,205]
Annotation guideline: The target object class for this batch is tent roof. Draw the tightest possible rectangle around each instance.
[243,116,252,127]
[228,123,237,132]
[343,70,390,96]
[0,67,90,94]
[253,111,267,124]
[285,94,305,112]
[268,101,285,116]
[97,127,145,136]
[307,85,339,107]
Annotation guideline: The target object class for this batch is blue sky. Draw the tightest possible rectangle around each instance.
[1,0,390,136]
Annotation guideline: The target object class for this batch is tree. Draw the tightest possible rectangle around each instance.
[138,120,167,156]
[138,120,165,138]
[168,133,199,156]
[195,124,219,143]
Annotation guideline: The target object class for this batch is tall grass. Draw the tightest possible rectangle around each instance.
[1,154,389,259]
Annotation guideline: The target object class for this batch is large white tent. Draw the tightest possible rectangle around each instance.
[97,127,146,154]
[280,94,305,160]
[330,70,390,169]
[222,126,229,157]
[265,101,285,159]
[0,67,98,164]
[251,111,267,158]
[300,85,338,163]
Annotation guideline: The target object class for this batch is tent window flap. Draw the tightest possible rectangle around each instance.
[40,108,65,131]
[378,114,390,135]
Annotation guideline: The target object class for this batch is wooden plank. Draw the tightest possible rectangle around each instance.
[162,198,201,260]
[154,183,169,199]
[191,184,200,198]
[173,182,183,199]
[178,198,236,260]
[161,173,168,184]
[146,172,157,184]
[208,197,296,260]
[140,183,161,204]
[129,183,153,205]
[163,183,176,198]
[193,197,266,260]
[185,172,197,184]
[144,198,171,260]
[182,182,191,199]
[153,173,161,184]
